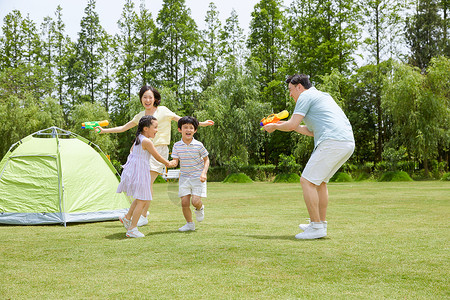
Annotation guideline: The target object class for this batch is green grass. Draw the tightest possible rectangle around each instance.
[1,181,449,299]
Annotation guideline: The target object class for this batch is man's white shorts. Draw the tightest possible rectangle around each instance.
[178,177,207,198]
[302,140,355,186]
[149,145,169,174]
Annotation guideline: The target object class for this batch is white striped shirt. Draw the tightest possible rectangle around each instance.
[171,138,209,178]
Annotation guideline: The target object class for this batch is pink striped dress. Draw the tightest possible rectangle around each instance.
[116,134,153,200]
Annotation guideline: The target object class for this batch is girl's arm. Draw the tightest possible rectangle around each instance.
[168,158,179,168]
[142,138,170,166]
[96,120,137,134]
[200,156,210,182]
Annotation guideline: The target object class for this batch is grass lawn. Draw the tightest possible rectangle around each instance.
[1,181,449,299]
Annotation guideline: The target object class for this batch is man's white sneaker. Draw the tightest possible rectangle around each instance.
[137,215,148,227]
[126,227,145,238]
[295,223,327,239]
[119,215,131,230]
[194,205,204,222]
[178,222,195,232]
[299,220,327,232]
[299,219,311,231]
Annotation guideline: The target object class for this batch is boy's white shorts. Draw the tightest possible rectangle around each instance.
[178,177,207,198]
[149,145,169,174]
[302,140,355,186]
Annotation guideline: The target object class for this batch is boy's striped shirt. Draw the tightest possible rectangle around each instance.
[171,138,208,178]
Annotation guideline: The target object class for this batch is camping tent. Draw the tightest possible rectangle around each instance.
[0,127,129,225]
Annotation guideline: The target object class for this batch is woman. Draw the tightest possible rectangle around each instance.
[98,85,214,226]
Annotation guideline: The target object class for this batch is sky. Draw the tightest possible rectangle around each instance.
[0,0,292,39]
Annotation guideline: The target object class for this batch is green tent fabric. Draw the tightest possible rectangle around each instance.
[0,127,130,225]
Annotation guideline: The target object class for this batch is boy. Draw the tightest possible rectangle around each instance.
[169,116,210,232]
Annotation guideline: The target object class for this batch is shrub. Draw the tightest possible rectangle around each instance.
[209,165,276,182]
[330,172,353,182]
[223,156,244,174]
[277,154,301,174]
[441,172,450,181]
[379,171,413,182]
[208,166,228,182]
[355,172,372,181]
[223,173,253,183]
[273,173,301,183]
[241,164,276,181]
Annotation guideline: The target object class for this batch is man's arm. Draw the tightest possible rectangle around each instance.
[295,125,314,136]
[263,114,304,133]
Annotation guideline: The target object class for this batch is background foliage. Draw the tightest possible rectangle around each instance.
[0,0,448,178]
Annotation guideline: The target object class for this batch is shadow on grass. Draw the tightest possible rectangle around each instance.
[245,234,329,241]
[105,230,179,240]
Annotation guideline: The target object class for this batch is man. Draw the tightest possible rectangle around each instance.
[264,74,355,239]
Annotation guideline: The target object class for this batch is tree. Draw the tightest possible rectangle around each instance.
[40,16,55,80]
[426,56,450,170]
[220,9,246,67]
[153,0,200,107]
[76,0,105,103]
[405,0,448,71]
[114,0,138,116]
[199,2,223,91]
[0,93,63,158]
[382,60,448,176]
[247,0,286,111]
[49,5,71,112]
[98,32,114,111]
[69,102,118,157]
[196,63,269,166]
[135,1,156,87]
[358,0,405,161]
[0,10,25,69]
[284,0,360,79]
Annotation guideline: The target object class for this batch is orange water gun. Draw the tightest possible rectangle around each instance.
[260,110,289,128]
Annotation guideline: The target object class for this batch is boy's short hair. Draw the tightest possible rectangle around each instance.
[178,116,199,130]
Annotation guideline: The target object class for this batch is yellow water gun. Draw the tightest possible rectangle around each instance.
[260,110,289,128]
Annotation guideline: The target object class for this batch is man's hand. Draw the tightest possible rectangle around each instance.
[263,123,277,133]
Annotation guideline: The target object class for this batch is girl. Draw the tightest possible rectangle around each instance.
[117,115,171,238]
[98,86,214,226]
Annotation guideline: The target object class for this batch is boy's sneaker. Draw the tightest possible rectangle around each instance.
[194,205,205,222]
[178,222,195,232]
[119,215,131,230]
[126,227,145,238]
[295,223,327,239]
[137,215,148,227]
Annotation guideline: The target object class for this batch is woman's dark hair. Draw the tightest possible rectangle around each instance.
[134,115,157,145]
[139,85,161,107]
[178,116,199,130]
[285,74,312,89]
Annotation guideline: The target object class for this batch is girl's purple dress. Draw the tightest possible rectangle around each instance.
[117,134,152,200]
